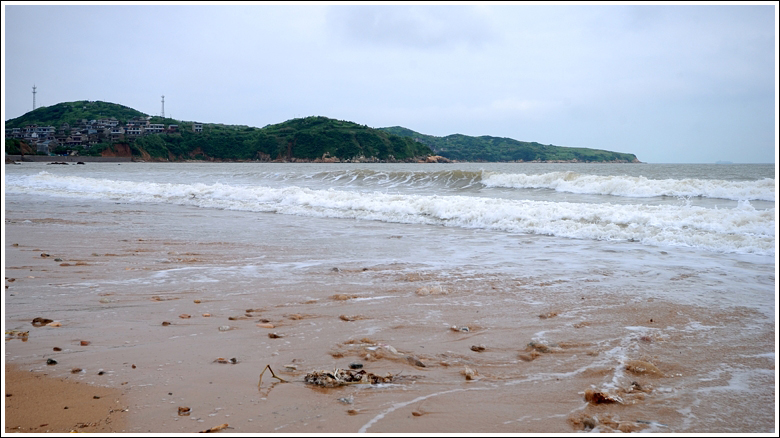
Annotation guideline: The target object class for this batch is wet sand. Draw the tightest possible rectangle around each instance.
[3,198,776,434]
[4,365,128,433]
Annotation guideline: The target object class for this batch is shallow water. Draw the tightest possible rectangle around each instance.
[3,162,776,433]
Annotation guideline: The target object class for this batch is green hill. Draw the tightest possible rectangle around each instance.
[4,100,148,128]
[5,100,639,163]
[379,126,640,163]
[5,102,432,162]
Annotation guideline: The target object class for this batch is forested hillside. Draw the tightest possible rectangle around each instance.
[6,100,639,162]
[379,127,639,163]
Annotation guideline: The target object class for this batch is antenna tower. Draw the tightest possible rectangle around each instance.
[32,85,37,110]
[161,95,165,118]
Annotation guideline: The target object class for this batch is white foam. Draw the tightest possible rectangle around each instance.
[6,172,775,255]
[482,171,775,201]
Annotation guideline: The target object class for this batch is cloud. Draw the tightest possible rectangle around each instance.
[326,5,495,50]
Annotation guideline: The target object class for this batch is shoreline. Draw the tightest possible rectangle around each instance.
[5,155,642,164]
[3,190,773,433]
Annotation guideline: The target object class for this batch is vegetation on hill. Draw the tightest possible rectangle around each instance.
[5,100,639,162]
[5,138,34,155]
[120,117,433,162]
[5,101,148,128]
[379,127,639,163]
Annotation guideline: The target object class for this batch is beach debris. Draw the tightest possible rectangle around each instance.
[132,364,136,369]
[218,325,235,332]
[268,333,284,339]
[287,313,304,320]
[199,423,230,433]
[258,364,288,387]
[568,414,598,430]
[403,272,427,282]
[331,267,340,272]
[5,330,29,342]
[178,406,191,416]
[194,299,202,304]
[338,395,354,404]
[32,317,54,327]
[450,325,469,333]
[53,347,62,351]
[162,321,172,326]
[228,315,250,321]
[415,285,447,296]
[46,358,57,365]
[538,311,558,319]
[256,322,275,329]
[380,344,398,354]
[179,314,192,319]
[526,340,558,353]
[304,368,394,387]
[80,340,91,346]
[569,413,650,433]
[584,389,623,405]
[624,360,663,377]
[460,366,478,380]
[54,258,63,262]
[331,294,359,301]
[213,357,238,364]
[470,344,486,352]
[339,314,366,322]
[41,253,50,258]
[347,409,359,415]
[47,321,62,327]
[202,313,212,317]
[349,362,363,370]
[71,368,83,374]
[283,364,298,371]
[518,351,541,362]
[406,356,426,367]
[629,381,650,393]
[151,295,179,301]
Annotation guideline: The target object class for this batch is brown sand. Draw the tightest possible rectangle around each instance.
[4,365,128,433]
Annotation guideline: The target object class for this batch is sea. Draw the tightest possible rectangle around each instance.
[3,161,777,433]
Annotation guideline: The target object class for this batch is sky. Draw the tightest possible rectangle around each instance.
[2,2,777,164]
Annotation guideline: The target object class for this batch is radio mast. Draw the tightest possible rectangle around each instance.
[161,95,165,118]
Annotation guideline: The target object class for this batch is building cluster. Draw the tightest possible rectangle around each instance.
[6,117,203,154]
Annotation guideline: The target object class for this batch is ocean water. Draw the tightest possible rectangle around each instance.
[4,162,776,255]
[3,162,777,433]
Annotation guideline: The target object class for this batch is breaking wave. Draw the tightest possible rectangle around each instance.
[481,171,775,201]
[6,172,776,255]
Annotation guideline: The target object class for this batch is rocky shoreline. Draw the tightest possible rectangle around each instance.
[5,155,131,163]
[6,154,641,164]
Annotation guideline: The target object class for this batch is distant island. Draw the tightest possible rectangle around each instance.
[5,100,640,163]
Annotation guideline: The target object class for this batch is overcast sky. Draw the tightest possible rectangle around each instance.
[2,3,777,163]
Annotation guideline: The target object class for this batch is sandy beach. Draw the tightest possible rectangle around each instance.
[4,365,128,433]
[3,166,776,434]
